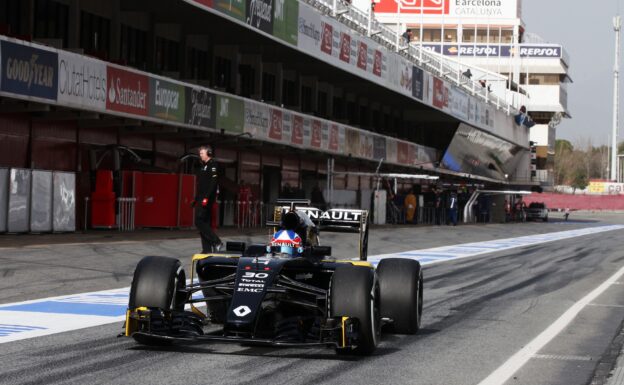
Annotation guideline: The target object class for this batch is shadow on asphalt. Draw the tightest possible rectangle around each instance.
[129,341,401,360]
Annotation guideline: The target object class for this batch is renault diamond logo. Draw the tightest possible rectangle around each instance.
[233,305,252,317]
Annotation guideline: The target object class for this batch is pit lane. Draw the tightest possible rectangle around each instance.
[1,212,624,385]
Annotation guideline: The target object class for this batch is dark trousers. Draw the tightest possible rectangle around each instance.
[448,208,457,226]
[195,206,221,253]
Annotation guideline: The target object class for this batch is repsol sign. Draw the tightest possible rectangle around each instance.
[519,46,561,58]
[1,40,58,100]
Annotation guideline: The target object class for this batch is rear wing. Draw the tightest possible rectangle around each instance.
[268,200,369,261]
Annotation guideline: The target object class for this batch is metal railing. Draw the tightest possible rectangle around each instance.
[305,0,518,114]
[117,198,136,231]
[385,204,464,225]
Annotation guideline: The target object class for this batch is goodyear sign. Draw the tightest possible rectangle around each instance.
[1,40,58,100]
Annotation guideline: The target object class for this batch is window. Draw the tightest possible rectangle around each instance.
[501,30,513,43]
[34,0,68,47]
[301,86,312,112]
[462,29,474,43]
[282,79,297,107]
[80,11,111,56]
[155,36,180,72]
[444,29,457,43]
[346,101,357,124]
[520,74,560,85]
[262,72,276,102]
[120,24,147,69]
[423,29,441,43]
[372,110,380,131]
[238,64,255,98]
[317,91,327,117]
[359,105,369,128]
[333,97,344,119]
[215,56,232,91]
[476,29,489,43]
[0,0,22,36]
[411,28,421,42]
[187,46,209,80]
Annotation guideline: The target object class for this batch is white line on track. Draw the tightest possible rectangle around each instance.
[476,264,624,385]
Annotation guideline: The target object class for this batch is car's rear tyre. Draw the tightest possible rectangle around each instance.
[543,215,548,222]
[330,265,380,355]
[378,258,423,334]
[128,256,186,345]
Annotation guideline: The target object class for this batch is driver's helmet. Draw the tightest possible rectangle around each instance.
[269,229,303,256]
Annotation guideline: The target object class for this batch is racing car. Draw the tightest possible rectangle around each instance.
[122,200,423,355]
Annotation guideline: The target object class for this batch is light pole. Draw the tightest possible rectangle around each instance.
[612,15,621,182]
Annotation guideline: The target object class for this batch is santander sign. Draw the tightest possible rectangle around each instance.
[106,66,149,116]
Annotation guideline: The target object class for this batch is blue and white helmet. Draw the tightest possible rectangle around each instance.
[268,230,304,256]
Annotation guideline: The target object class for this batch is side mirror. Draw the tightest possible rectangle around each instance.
[311,246,332,257]
[226,241,246,253]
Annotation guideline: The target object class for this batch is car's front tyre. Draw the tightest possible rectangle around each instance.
[330,265,380,355]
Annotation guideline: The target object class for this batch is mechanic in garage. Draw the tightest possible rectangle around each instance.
[195,145,222,253]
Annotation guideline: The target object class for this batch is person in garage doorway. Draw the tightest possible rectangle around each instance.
[447,190,458,226]
[194,145,222,253]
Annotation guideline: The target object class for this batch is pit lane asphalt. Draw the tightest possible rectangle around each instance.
[1,212,624,385]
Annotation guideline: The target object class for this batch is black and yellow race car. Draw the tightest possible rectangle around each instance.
[122,200,423,355]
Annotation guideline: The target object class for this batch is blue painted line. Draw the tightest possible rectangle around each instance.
[0,324,46,337]
[458,244,506,249]
[0,301,126,317]
[413,257,442,263]
[399,252,456,258]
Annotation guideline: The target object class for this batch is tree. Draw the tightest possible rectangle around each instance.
[553,139,575,185]
[570,171,588,192]
[555,139,573,153]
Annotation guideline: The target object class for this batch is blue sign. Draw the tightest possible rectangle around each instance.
[1,40,58,100]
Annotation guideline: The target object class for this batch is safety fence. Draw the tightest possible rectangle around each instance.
[386,204,466,226]
[305,0,518,113]
[81,198,486,231]
[117,198,137,231]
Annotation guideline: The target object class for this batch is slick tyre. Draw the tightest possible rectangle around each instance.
[331,265,380,355]
[129,256,186,346]
[378,258,423,334]
[129,256,186,310]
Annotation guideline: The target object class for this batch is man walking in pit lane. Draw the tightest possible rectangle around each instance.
[194,145,222,253]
